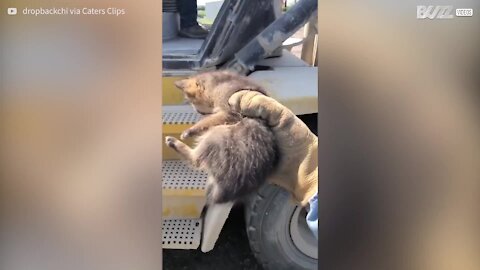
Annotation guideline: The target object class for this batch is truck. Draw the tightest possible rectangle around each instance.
[162,0,318,269]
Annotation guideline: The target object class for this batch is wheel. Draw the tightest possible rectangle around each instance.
[244,113,318,269]
[245,184,318,270]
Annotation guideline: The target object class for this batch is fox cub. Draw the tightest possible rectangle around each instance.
[165,71,279,204]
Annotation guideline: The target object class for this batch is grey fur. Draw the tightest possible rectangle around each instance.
[197,118,279,204]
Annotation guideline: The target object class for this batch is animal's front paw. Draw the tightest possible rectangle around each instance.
[180,129,194,140]
[165,136,177,148]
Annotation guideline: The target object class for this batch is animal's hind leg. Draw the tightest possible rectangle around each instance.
[165,136,197,166]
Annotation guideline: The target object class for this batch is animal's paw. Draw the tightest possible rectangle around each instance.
[180,129,194,140]
[165,136,177,148]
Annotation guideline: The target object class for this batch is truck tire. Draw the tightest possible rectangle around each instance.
[245,184,318,270]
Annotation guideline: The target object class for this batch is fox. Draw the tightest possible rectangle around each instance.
[164,71,279,204]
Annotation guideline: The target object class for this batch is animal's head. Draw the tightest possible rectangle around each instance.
[174,71,240,114]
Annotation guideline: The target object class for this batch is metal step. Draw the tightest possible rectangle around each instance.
[162,105,202,160]
[162,160,207,219]
[162,89,207,248]
[162,218,202,249]
[163,104,201,124]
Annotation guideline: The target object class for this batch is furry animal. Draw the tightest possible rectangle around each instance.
[165,71,279,204]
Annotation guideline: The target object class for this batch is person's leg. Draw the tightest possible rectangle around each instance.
[177,0,198,29]
[176,0,208,38]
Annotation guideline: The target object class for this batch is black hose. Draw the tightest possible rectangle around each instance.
[227,0,317,74]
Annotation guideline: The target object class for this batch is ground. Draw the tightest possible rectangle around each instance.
[163,205,263,270]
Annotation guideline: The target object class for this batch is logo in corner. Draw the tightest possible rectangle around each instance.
[417,5,454,19]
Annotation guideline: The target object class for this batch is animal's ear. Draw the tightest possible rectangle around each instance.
[174,79,187,90]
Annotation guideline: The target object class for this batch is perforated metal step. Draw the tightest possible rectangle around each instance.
[163,105,202,125]
[162,160,207,192]
[162,160,208,219]
[162,218,202,249]
[162,106,207,218]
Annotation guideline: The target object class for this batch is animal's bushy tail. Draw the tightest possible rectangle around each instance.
[205,176,251,205]
[206,176,233,205]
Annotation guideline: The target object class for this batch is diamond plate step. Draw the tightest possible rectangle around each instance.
[162,160,208,219]
[162,105,202,160]
[162,218,202,249]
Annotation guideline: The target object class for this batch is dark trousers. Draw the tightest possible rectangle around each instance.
[177,0,198,28]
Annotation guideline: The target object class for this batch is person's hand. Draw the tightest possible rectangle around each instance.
[229,90,318,206]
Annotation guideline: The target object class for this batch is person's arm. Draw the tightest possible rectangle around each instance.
[229,91,318,237]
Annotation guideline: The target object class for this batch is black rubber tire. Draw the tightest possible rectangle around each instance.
[245,184,318,270]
